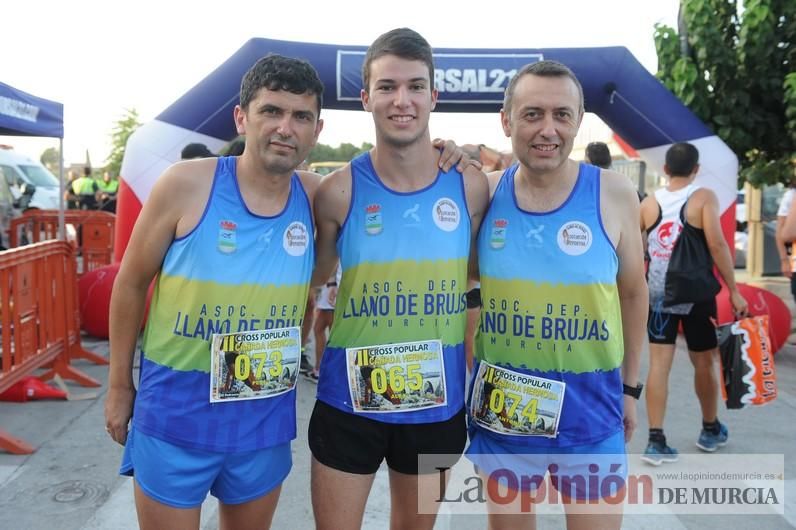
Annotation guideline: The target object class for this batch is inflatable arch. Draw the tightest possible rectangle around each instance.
[117,37,739,260]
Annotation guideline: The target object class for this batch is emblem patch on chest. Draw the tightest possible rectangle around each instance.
[433,197,460,232]
[365,204,383,235]
[283,221,309,256]
[218,220,237,254]
[490,218,508,249]
[557,221,592,256]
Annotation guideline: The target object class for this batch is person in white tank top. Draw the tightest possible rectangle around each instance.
[639,142,747,466]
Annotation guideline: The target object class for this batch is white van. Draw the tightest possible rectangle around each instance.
[0,147,61,210]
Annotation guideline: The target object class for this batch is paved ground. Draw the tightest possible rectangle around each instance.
[1,274,795,529]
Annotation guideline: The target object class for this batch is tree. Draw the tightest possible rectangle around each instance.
[105,108,142,177]
[654,0,795,187]
[39,147,60,172]
[307,142,373,163]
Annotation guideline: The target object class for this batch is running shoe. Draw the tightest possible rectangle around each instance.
[299,351,313,375]
[696,422,728,452]
[641,442,679,466]
[304,371,319,384]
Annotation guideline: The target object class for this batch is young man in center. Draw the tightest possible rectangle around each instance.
[309,28,489,530]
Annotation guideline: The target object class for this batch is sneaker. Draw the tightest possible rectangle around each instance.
[303,371,319,384]
[696,422,728,452]
[641,442,679,466]
[299,352,313,375]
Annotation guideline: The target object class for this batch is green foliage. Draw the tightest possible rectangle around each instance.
[307,142,373,163]
[39,146,60,172]
[105,108,142,177]
[654,0,796,187]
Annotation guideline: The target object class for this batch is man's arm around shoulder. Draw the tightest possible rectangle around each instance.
[463,166,489,281]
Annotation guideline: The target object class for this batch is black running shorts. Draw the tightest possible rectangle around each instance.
[308,400,466,475]
[647,299,718,352]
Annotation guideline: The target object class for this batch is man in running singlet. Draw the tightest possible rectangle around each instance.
[309,27,489,530]
[104,54,325,529]
[467,60,648,529]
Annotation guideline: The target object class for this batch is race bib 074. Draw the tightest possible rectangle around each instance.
[346,339,446,413]
[469,361,565,437]
[209,327,300,403]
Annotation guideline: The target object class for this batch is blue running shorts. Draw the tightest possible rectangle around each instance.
[466,430,627,501]
[120,427,291,508]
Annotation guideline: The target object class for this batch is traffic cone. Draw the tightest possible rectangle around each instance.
[0,377,67,402]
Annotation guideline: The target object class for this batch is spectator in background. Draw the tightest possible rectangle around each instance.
[98,171,120,213]
[585,141,612,169]
[180,142,216,160]
[72,166,99,210]
[65,169,80,209]
[586,141,647,201]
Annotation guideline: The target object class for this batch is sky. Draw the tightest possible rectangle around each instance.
[1,0,679,167]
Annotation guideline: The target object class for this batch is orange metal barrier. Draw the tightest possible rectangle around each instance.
[9,210,115,277]
[0,241,102,454]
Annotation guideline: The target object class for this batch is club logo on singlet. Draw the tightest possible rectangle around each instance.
[218,220,237,254]
[365,204,383,235]
[490,219,508,249]
[283,221,309,256]
[433,197,460,232]
[557,220,592,256]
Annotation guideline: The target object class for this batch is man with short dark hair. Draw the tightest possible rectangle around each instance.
[585,141,612,169]
[180,142,216,160]
[309,27,488,530]
[105,53,325,529]
[467,60,647,529]
[640,141,747,466]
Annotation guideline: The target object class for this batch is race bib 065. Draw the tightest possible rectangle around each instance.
[346,339,447,413]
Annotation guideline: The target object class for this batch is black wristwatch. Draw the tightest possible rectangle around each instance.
[623,383,643,399]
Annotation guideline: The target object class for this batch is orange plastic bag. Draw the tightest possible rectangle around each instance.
[716,315,777,409]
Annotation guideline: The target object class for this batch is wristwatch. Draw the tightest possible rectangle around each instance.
[623,383,643,399]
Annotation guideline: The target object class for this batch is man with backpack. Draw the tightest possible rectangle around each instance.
[639,142,747,465]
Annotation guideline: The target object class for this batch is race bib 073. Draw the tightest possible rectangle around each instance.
[209,327,300,403]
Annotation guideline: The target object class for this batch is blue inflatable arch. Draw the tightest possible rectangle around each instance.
[116,38,738,258]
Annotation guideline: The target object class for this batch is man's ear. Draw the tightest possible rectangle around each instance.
[361,89,371,112]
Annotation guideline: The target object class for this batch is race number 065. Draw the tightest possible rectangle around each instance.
[370,363,423,394]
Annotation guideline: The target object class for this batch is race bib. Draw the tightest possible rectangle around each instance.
[346,339,446,413]
[209,327,300,403]
[469,361,565,437]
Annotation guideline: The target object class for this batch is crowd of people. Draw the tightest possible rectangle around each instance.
[65,167,119,212]
[103,27,754,530]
